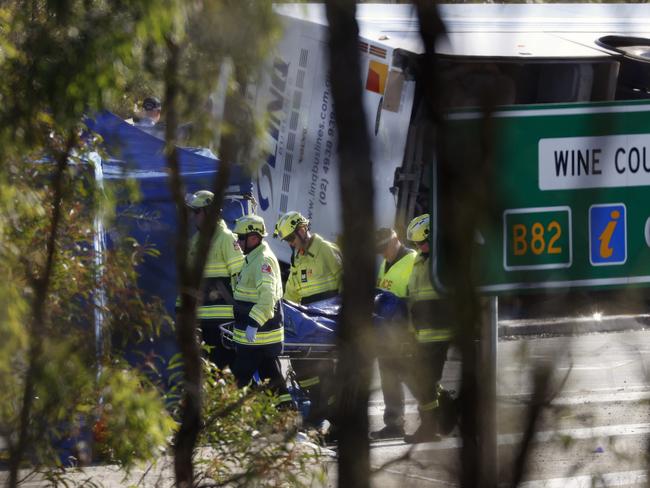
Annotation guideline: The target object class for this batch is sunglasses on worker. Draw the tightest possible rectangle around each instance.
[283,231,297,243]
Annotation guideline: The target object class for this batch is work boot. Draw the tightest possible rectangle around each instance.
[369,424,405,441]
[404,419,440,444]
[437,388,458,436]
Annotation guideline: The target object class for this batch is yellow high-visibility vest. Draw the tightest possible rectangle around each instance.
[376,248,416,298]
[186,219,244,320]
[407,252,452,343]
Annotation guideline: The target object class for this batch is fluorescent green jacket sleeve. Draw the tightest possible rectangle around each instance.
[284,270,302,303]
[249,254,281,326]
[215,221,244,276]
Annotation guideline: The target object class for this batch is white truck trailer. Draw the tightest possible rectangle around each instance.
[250,3,650,264]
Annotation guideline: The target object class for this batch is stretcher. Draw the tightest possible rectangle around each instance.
[219,297,340,360]
[220,292,409,360]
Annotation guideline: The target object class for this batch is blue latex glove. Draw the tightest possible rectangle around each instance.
[246,325,258,343]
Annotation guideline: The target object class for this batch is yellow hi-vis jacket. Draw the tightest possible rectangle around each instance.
[377,247,416,299]
[284,233,342,304]
[233,241,284,346]
[407,252,452,344]
[188,219,244,321]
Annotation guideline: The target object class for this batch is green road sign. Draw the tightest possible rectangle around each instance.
[434,100,650,293]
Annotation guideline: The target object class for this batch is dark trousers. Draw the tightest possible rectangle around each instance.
[377,355,407,428]
[292,359,335,424]
[232,342,288,398]
[375,321,414,428]
[200,319,236,371]
[410,341,450,415]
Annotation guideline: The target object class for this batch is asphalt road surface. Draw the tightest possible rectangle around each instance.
[364,324,650,487]
[3,316,649,487]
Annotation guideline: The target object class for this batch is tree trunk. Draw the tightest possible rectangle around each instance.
[167,43,242,486]
[326,2,375,487]
[163,38,201,488]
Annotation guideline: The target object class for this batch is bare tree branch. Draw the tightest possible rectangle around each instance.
[326,1,375,487]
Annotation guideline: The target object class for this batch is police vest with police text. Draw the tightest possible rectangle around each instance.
[377,247,416,298]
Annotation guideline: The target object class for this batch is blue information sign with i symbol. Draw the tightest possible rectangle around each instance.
[589,203,627,266]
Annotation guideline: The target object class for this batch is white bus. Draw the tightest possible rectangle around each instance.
[251,3,650,264]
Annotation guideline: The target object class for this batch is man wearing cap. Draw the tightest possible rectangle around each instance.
[184,190,244,371]
[230,214,292,406]
[370,228,417,440]
[135,96,162,128]
[274,211,342,428]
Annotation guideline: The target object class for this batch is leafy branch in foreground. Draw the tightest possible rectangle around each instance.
[164,356,328,488]
[0,134,174,485]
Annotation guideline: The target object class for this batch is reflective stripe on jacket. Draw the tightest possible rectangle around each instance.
[189,219,244,279]
[284,234,342,304]
[188,219,244,320]
[408,252,452,343]
[377,247,416,298]
[197,302,234,320]
[233,241,284,345]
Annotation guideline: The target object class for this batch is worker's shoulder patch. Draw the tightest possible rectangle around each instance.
[261,262,273,274]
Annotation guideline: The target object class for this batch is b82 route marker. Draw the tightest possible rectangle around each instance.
[504,206,572,271]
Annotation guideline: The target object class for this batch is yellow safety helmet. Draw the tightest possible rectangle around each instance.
[274,211,309,239]
[234,214,267,237]
[185,190,214,209]
[407,214,430,243]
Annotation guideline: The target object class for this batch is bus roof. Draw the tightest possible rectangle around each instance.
[274,3,650,60]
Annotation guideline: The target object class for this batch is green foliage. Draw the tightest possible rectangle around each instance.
[160,354,328,487]
[0,0,302,485]
[0,134,173,472]
[0,0,179,156]
[93,366,176,468]
[156,0,280,154]
[188,358,326,487]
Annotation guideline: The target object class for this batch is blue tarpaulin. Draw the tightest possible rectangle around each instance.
[283,297,340,357]
[87,111,251,197]
[88,112,253,386]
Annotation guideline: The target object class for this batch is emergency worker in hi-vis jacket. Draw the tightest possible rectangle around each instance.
[231,214,292,406]
[403,213,453,443]
[274,211,342,427]
[184,190,244,370]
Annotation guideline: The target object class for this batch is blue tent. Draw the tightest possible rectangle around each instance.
[88,112,252,387]
[87,112,344,388]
